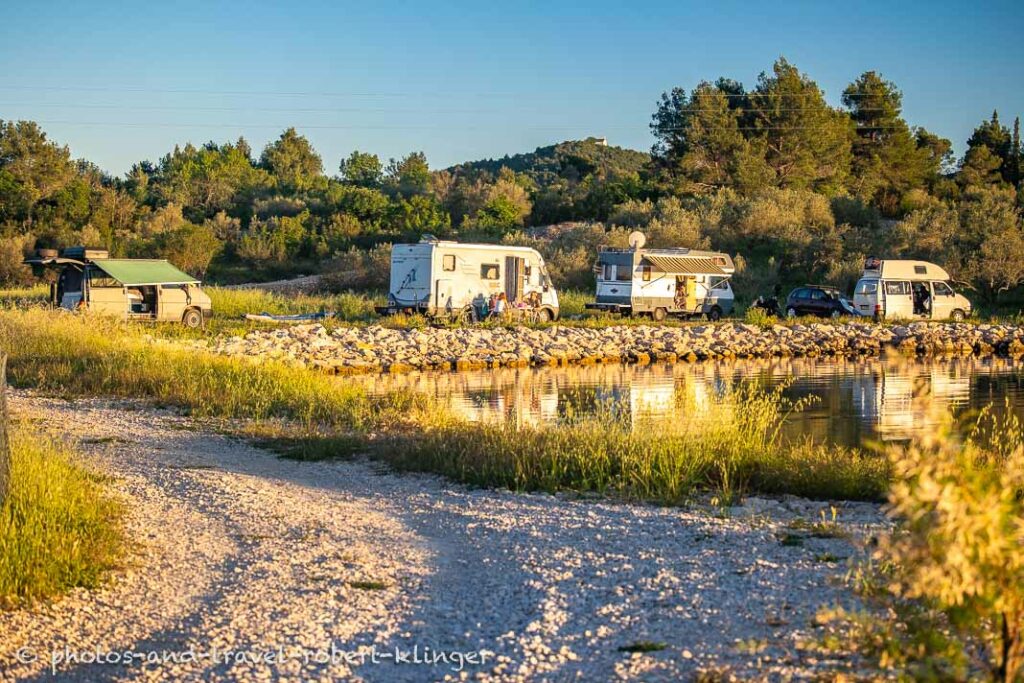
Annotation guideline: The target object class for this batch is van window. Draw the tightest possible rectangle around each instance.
[442,254,456,272]
[914,265,927,275]
[601,264,615,281]
[811,289,827,301]
[615,265,632,282]
[481,264,500,280]
[712,278,730,291]
[794,288,811,300]
[89,271,120,288]
[856,280,877,295]
[884,281,910,296]
[932,281,954,296]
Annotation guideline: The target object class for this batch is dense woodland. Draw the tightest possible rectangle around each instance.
[2,57,1023,304]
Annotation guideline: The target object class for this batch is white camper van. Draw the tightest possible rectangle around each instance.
[852,258,972,321]
[585,233,736,321]
[376,238,560,322]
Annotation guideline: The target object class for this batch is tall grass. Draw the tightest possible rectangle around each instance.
[0,309,379,428]
[207,287,383,321]
[0,424,123,607]
[393,384,890,503]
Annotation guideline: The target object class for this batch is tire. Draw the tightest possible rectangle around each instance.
[830,309,842,319]
[535,307,552,323]
[652,307,668,322]
[786,307,798,319]
[182,308,203,328]
[708,306,723,322]
[950,309,966,323]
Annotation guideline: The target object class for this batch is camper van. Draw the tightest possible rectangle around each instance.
[24,247,213,327]
[376,238,560,321]
[585,233,736,321]
[852,258,972,321]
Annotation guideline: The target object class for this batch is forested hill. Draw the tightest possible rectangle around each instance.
[446,138,650,187]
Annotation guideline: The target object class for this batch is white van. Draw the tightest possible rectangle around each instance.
[852,258,972,321]
[376,238,559,322]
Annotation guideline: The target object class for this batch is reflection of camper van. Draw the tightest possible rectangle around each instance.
[24,247,213,327]
[586,235,735,321]
[375,238,559,321]
[853,258,972,321]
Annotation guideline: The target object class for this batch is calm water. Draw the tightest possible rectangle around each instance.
[351,357,1024,448]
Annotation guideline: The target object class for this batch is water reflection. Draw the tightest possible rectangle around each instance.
[351,356,1024,448]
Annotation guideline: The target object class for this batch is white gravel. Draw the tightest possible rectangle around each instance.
[0,391,886,681]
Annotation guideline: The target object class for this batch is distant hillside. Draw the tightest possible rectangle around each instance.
[447,138,651,186]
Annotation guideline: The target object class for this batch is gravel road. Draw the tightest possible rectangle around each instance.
[1,392,885,681]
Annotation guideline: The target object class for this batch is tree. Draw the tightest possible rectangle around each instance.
[842,72,945,215]
[747,58,853,193]
[0,120,75,225]
[392,194,449,235]
[650,82,772,193]
[957,186,1024,299]
[259,128,323,192]
[151,223,223,277]
[385,152,431,198]
[339,151,383,188]
[965,112,1017,185]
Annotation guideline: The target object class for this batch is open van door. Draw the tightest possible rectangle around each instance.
[882,281,913,319]
[505,256,524,302]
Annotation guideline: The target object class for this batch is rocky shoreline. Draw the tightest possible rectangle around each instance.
[194,320,1024,375]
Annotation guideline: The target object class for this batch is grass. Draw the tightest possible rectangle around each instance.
[0,307,891,504]
[387,385,890,503]
[0,422,124,607]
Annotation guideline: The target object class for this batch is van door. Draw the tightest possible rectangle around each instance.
[882,280,913,319]
[930,281,956,319]
[158,285,190,322]
[504,256,524,303]
[88,286,129,318]
[435,279,453,314]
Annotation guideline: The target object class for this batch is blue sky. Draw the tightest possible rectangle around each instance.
[2,0,1022,176]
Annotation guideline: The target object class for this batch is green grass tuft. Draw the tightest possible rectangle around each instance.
[0,426,124,607]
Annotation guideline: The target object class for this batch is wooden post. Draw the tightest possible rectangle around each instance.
[0,354,8,506]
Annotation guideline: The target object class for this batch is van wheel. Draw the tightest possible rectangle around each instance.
[535,308,552,323]
[708,306,723,322]
[786,307,798,318]
[182,308,203,328]
[652,307,668,322]
[951,309,966,322]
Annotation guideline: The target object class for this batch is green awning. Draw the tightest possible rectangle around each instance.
[91,259,199,286]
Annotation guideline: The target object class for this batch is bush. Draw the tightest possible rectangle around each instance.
[320,243,392,291]
[866,405,1024,681]
[0,234,34,286]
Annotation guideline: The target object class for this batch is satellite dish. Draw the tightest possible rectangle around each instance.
[628,231,647,249]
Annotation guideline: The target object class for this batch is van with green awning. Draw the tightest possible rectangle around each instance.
[23,248,213,327]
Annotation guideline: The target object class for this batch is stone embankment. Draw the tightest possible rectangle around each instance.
[196,321,1024,375]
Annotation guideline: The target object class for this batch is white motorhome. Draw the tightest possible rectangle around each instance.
[585,234,735,321]
[376,238,559,321]
[852,258,972,321]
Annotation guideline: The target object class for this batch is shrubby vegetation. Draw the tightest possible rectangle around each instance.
[1,57,1022,302]
[819,405,1024,681]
